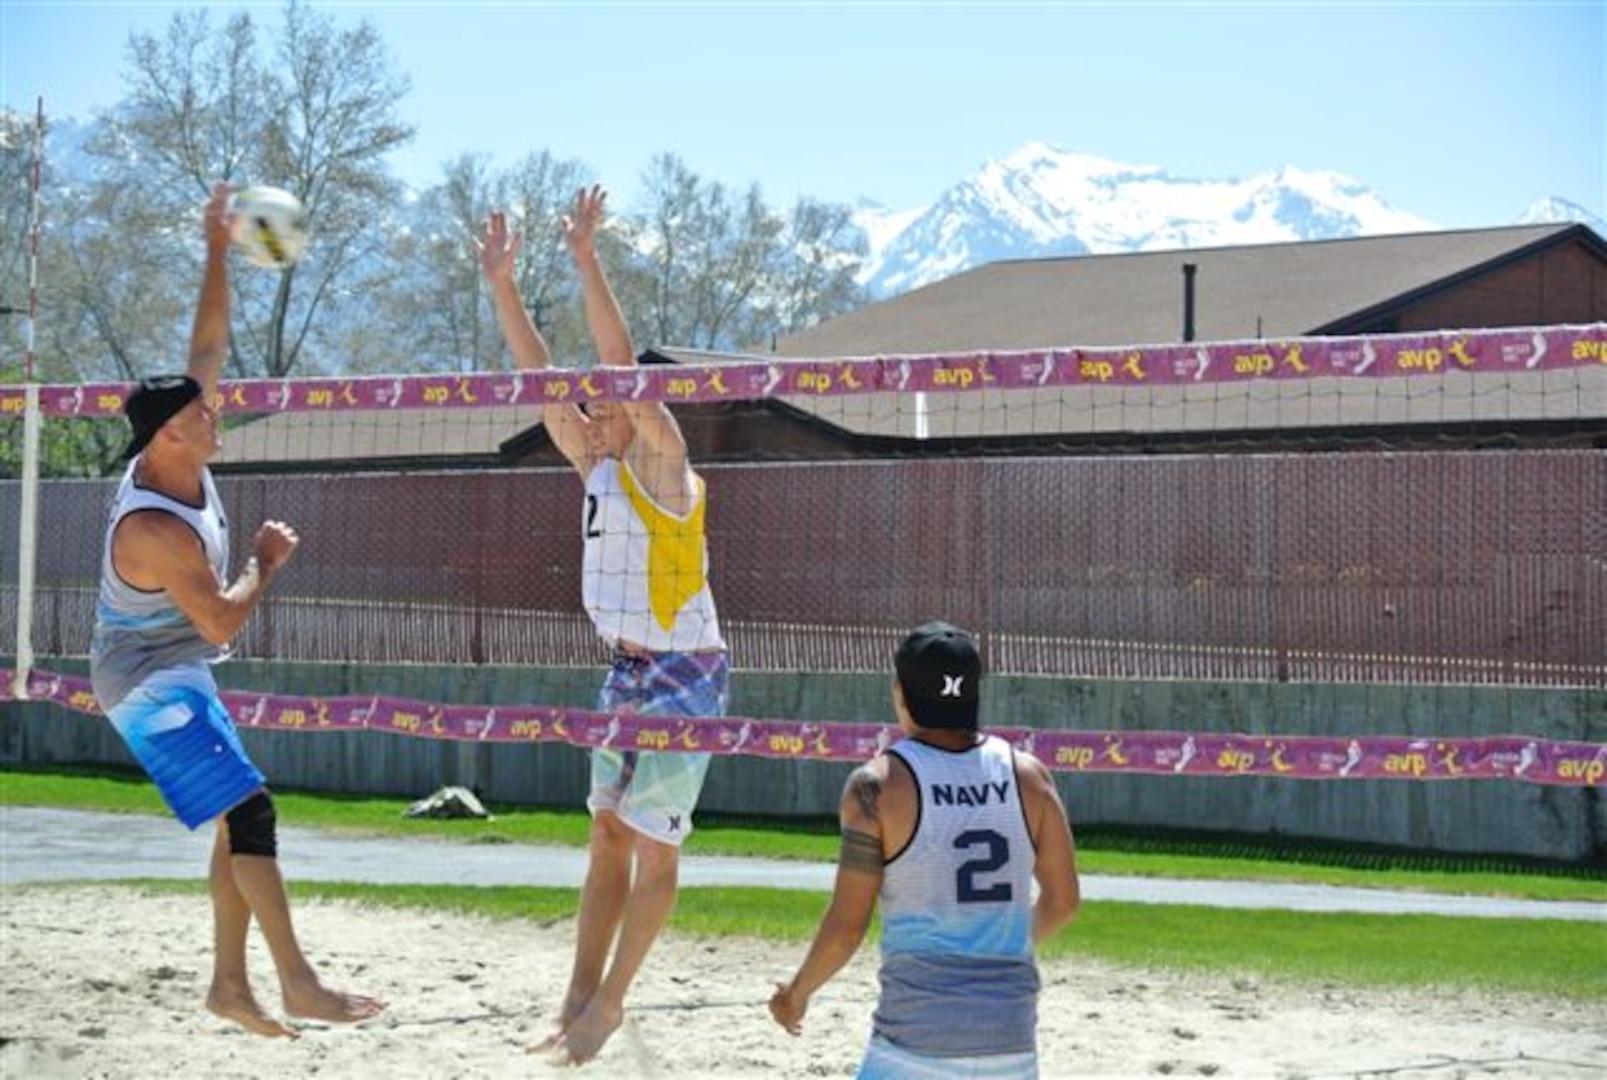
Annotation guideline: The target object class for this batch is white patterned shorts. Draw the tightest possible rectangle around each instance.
[587,650,729,846]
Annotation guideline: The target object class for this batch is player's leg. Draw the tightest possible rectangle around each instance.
[547,651,727,1064]
[204,817,296,1038]
[553,742,712,1065]
[105,666,305,1037]
[556,826,681,1064]
[221,789,386,1024]
[530,801,634,1053]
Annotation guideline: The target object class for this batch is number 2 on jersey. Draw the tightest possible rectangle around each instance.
[954,828,1012,903]
[585,494,602,538]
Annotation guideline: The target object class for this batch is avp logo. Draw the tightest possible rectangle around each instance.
[941,675,965,698]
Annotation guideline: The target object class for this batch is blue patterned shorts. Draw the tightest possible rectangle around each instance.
[587,650,729,846]
[106,664,265,831]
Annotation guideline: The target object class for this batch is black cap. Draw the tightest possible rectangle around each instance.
[122,375,203,460]
[894,620,983,730]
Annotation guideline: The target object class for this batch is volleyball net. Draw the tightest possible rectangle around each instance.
[3,323,1605,783]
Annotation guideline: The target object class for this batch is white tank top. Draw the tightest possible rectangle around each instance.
[873,734,1040,1056]
[581,457,724,652]
[90,460,231,708]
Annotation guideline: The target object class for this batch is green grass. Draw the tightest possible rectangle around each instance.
[4,764,1605,903]
[84,878,1607,1000]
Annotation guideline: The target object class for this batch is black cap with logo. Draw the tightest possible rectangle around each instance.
[894,620,983,730]
[122,375,203,460]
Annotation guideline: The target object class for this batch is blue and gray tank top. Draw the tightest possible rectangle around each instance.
[873,733,1041,1057]
[89,461,230,709]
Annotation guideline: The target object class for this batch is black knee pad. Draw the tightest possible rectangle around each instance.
[226,791,278,858]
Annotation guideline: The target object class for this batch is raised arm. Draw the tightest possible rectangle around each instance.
[187,184,235,402]
[477,208,590,471]
[768,757,889,1036]
[563,186,691,502]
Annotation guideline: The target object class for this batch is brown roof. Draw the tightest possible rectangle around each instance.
[765,224,1594,355]
[213,404,533,470]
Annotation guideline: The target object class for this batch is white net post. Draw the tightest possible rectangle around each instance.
[12,384,41,700]
[11,98,44,699]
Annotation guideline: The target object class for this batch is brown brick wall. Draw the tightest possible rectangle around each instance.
[1400,240,1607,330]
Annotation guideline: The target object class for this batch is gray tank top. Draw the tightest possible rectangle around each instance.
[89,460,230,709]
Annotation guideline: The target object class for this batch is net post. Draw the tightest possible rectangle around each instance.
[12,384,41,701]
[12,98,45,700]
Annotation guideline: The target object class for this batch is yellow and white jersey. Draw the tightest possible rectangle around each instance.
[581,457,724,652]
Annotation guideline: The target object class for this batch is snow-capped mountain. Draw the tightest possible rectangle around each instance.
[1517,196,1606,233]
[854,142,1438,297]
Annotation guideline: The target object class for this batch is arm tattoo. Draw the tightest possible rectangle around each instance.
[839,828,883,873]
[838,766,884,873]
[846,765,882,824]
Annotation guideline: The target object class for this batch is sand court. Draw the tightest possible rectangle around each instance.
[2,885,1602,1079]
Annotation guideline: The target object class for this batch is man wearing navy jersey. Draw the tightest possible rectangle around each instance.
[770,621,1080,1079]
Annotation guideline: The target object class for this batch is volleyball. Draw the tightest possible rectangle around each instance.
[228,185,309,269]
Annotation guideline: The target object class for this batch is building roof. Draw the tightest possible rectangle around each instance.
[765,224,1595,356]
[213,404,532,470]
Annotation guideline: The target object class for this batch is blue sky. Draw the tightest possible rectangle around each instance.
[2,1,1602,228]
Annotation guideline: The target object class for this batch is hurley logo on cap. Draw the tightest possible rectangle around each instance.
[895,620,983,730]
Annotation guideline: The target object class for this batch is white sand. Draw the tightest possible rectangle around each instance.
[2,885,1602,1079]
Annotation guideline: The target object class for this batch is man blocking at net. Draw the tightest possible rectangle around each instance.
[479,185,729,1066]
[89,183,386,1039]
[769,621,1080,1079]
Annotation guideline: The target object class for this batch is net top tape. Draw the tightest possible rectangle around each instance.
[7,669,1603,787]
[7,323,1604,419]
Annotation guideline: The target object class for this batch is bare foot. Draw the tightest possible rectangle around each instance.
[282,974,387,1024]
[550,998,624,1066]
[526,992,588,1055]
[206,982,298,1039]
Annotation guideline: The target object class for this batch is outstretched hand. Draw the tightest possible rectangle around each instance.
[476,210,523,283]
[562,184,608,258]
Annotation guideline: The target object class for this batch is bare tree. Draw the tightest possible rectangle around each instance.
[0,108,39,379]
[624,153,862,353]
[501,150,594,365]
[83,0,412,379]
[368,149,594,374]
[366,152,494,374]
[766,196,867,338]
[631,154,777,349]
